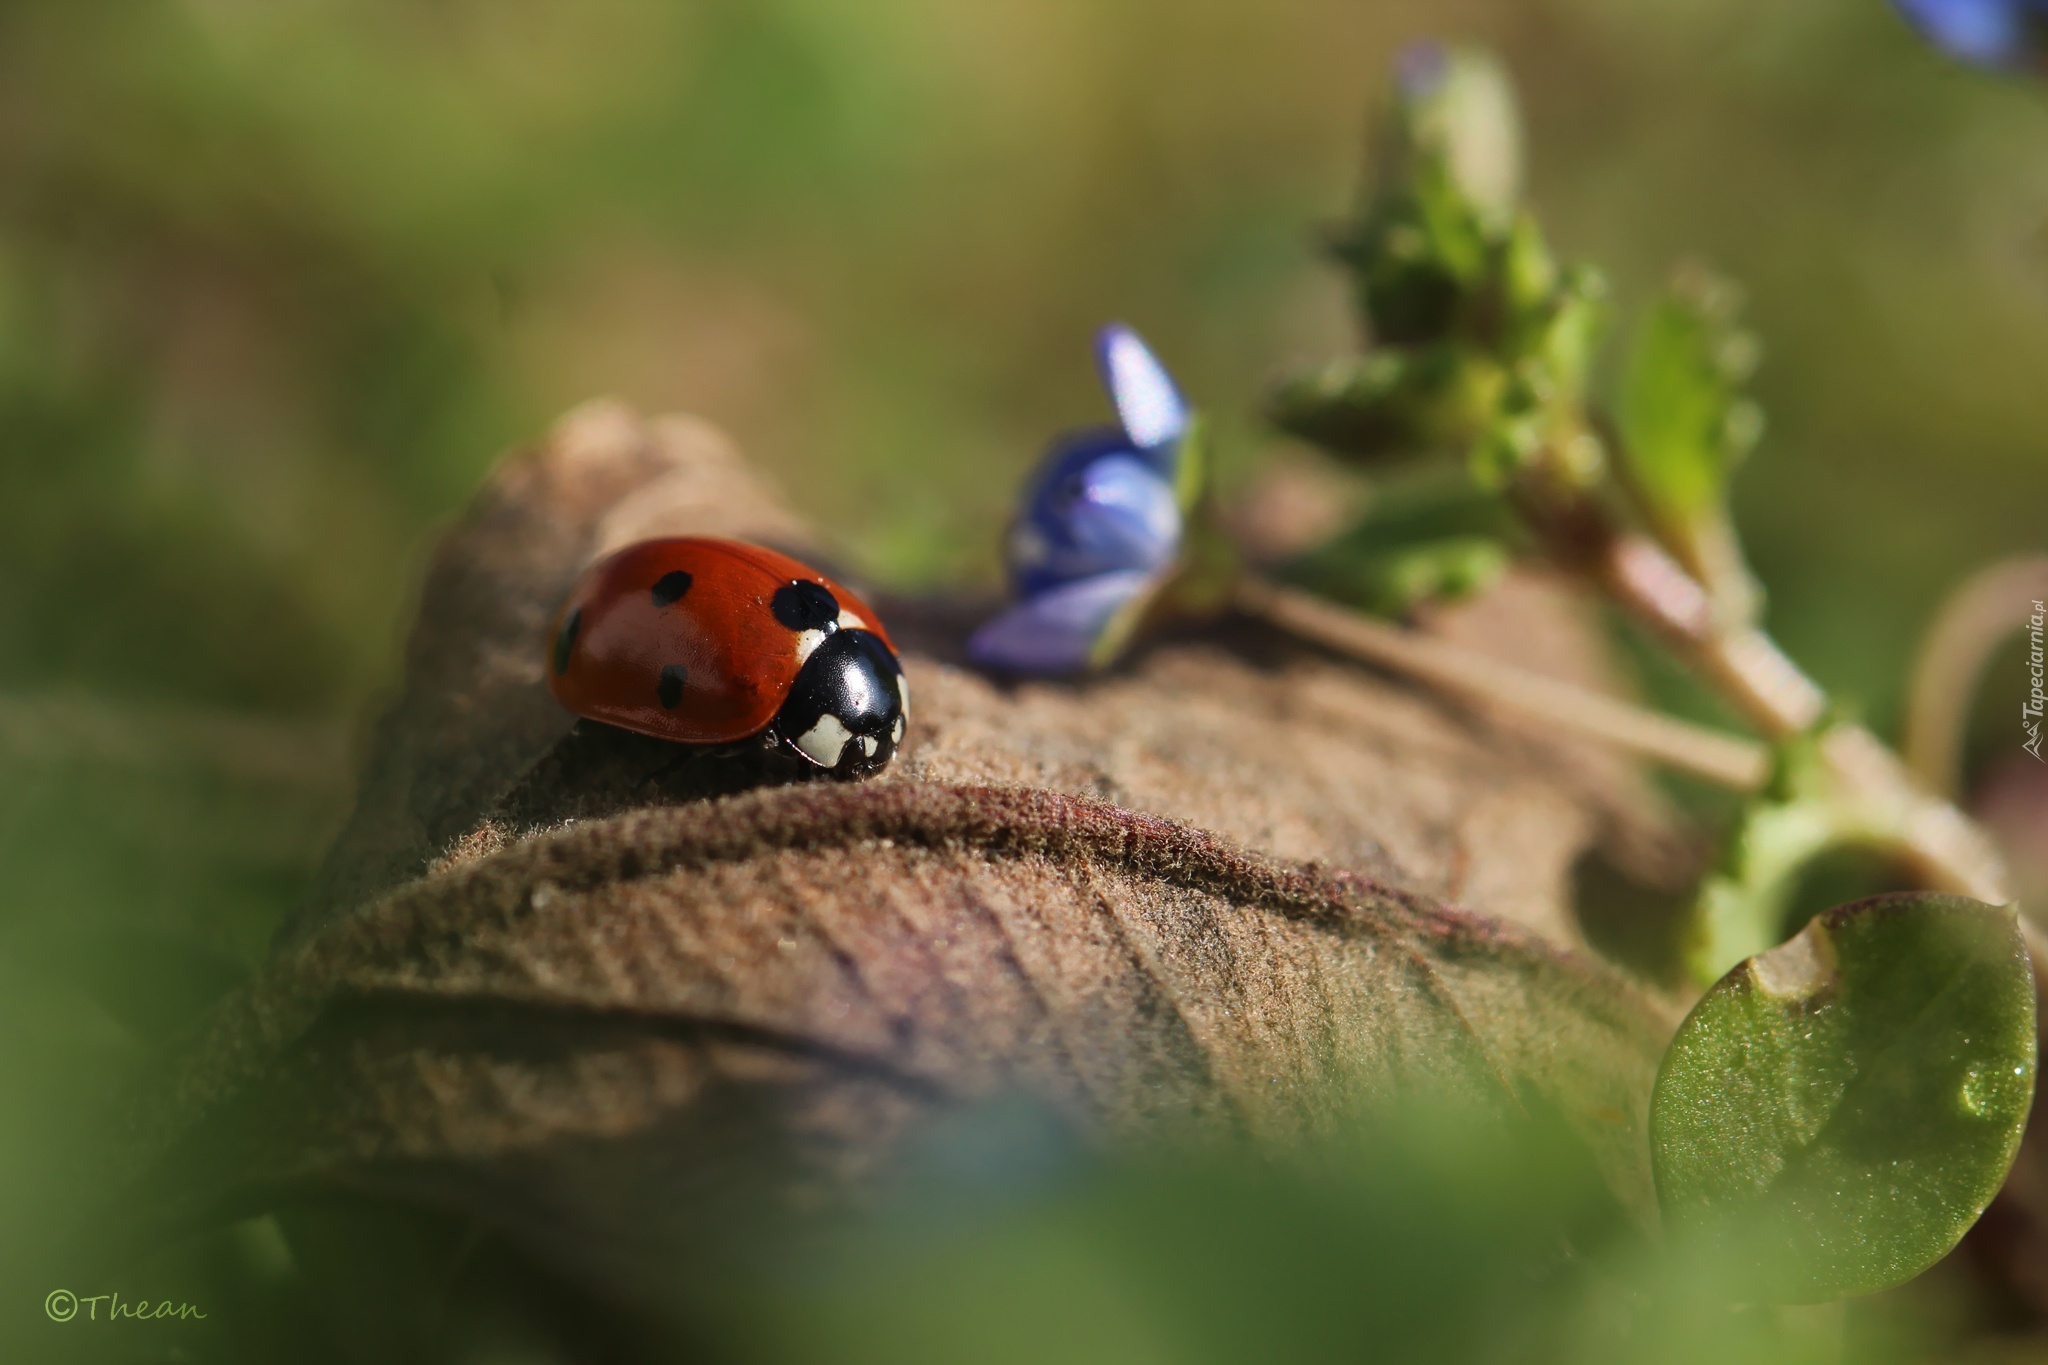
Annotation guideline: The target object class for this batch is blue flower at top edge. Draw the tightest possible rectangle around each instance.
[1894,0,2048,68]
[969,324,1193,675]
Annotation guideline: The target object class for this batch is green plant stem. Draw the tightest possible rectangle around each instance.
[1599,532,1823,738]
[1516,486,2015,915]
[1513,483,1825,738]
[1815,723,2012,908]
[1239,575,2012,926]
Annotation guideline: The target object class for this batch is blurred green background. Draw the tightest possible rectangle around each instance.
[2,0,2044,1354]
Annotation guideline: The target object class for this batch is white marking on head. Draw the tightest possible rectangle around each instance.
[794,628,827,664]
[836,609,867,632]
[795,713,852,767]
[859,734,878,758]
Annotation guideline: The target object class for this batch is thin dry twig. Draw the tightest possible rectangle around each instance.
[1903,554,2048,799]
[1237,575,2020,930]
[1235,574,1773,791]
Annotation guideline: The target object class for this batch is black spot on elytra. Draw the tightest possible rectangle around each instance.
[651,570,694,607]
[771,579,840,632]
[657,664,688,710]
[553,608,582,676]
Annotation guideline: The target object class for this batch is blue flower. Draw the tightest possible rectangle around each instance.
[965,569,1161,676]
[969,325,1195,674]
[1893,0,2048,69]
[1003,434,1181,599]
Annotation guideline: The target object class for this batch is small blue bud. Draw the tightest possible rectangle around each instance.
[1894,0,2048,69]
[1396,42,1452,102]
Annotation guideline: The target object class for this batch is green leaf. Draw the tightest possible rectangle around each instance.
[1683,739,1850,987]
[1687,808,1842,989]
[1319,54,1536,356]
[1285,534,1508,619]
[1332,53,1517,349]
[1382,45,1524,238]
[1280,469,1517,615]
[1170,412,1209,513]
[1498,212,1558,318]
[1522,265,1609,404]
[1617,265,1763,532]
[1682,726,1908,987]
[1652,893,2036,1304]
[1266,345,1504,463]
[1335,191,1496,346]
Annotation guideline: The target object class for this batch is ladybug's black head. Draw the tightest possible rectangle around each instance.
[774,628,907,778]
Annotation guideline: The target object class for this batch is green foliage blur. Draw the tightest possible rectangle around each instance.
[2,0,2045,1359]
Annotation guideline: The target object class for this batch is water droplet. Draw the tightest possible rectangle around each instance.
[1960,1060,2031,1120]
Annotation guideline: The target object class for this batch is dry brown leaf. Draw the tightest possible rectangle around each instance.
[111,400,1684,1293]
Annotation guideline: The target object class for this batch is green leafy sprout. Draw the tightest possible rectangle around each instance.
[1268,42,2037,1307]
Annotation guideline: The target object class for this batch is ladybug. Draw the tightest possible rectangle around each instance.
[546,537,908,778]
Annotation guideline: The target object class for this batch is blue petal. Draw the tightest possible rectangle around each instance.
[1007,434,1181,597]
[967,570,1155,675]
[1096,323,1188,455]
[1893,0,2045,66]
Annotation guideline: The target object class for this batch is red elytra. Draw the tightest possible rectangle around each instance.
[546,537,896,747]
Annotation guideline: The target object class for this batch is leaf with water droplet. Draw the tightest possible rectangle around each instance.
[1650,893,2036,1303]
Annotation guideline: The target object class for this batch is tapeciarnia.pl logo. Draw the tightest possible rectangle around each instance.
[2026,598,2045,762]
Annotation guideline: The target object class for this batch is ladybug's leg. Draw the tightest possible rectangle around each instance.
[640,728,787,788]
[636,743,709,788]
